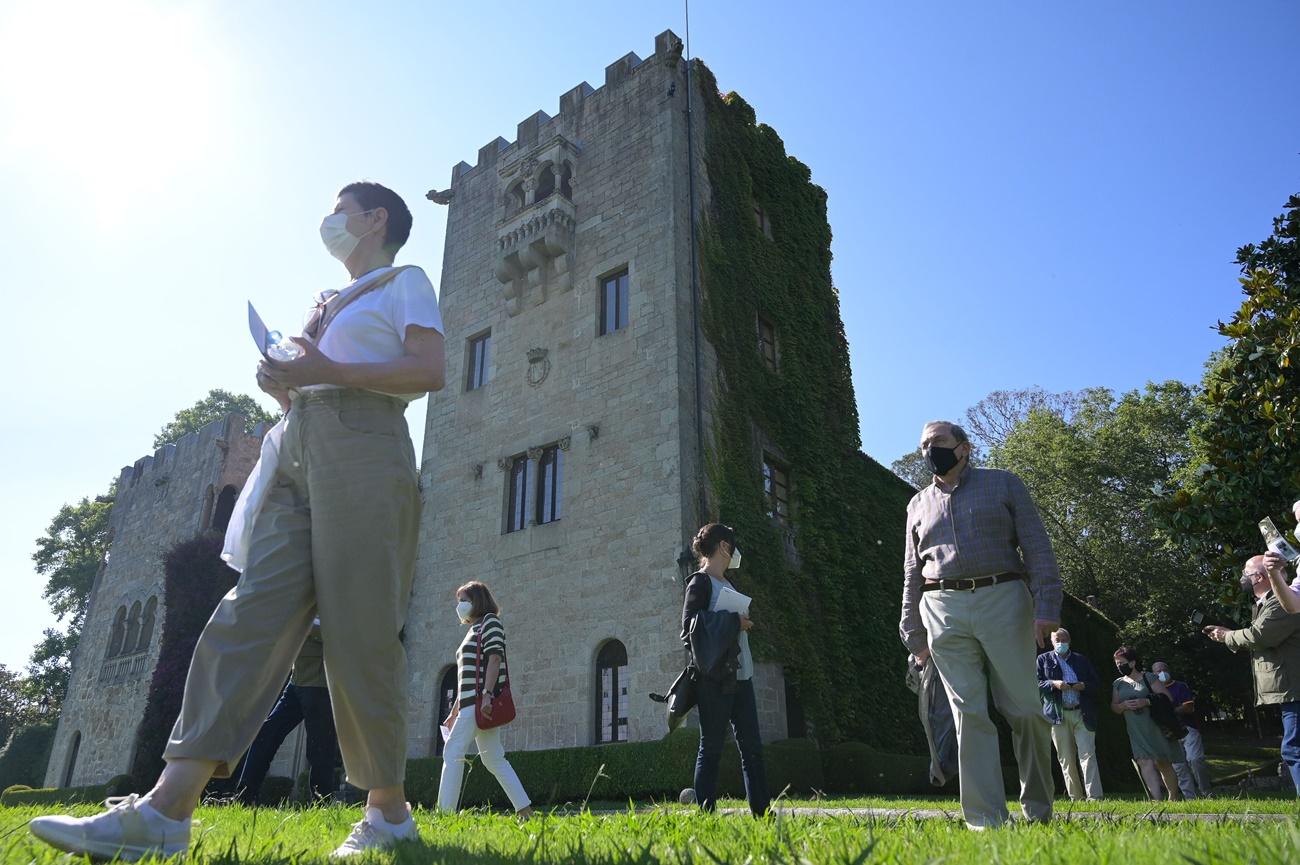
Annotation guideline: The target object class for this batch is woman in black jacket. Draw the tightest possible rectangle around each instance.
[681,523,770,816]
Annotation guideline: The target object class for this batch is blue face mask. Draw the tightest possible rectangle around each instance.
[1054,643,1070,657]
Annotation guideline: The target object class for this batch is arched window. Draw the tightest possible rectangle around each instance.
[212,485,238,533]
[136,596,158,654]
[63,731,82,788]
[124,601,142,655]
[435,666,457,757]
[107,606,127,658]
[535,165,555,202]
[505,181,526,217]
[199,485,215,531]
[595,640,629,744]
[559,161,573,200]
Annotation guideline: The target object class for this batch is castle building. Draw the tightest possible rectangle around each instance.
[47,30,914,787]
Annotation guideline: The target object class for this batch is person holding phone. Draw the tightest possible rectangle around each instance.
[1037,629,1103,800]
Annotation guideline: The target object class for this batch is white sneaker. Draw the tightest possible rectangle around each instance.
[28,794,191,861]
[331,805,419,858]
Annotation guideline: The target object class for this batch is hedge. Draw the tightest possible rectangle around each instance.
[821,742,939,795]
[0,722,57,791]
[1,783,109,806]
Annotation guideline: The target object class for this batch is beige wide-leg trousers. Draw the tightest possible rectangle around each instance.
[164,390,420,790]
[920,579,1055,829]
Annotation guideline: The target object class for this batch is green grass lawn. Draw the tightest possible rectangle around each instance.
[1,801,1297,864]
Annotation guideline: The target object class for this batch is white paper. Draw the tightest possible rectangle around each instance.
[714,585,751,616]
[248,301,271,358]
[439,723,453,743]
[1260,517,1300,563]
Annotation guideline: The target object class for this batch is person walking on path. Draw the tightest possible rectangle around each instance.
[437,581,533,817]
[1204,555,1300,795]
[682,523,770,817]
[236,623,339,804]
[1111,647,1184,801]
[1037,628,1103,800]
[29,182,445,860]
[1151,660,1213,799]
[899,420,1061,830]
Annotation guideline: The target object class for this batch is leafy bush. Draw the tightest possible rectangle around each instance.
[1,783,108,806]
[821,742,936,795]
[0,722,57,790]
[2,784,32,794]
[130,534,239,787]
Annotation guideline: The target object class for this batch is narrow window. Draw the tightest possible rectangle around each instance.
[536,445,563,525]
[596,640,629,744]
[559,161,574,199]
[763,457,791,526]
[63,732,81,788]
[536,165,556,201]
[466,331,491,391]
[213,485,238,533]
[599,270,630,336]
[505,456,529,533]
[757,315,778,371]
[123,602,142,656]
[107,606,127,658]
[136,597,157,654]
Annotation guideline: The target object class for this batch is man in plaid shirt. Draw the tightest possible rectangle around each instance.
[900,420,1062,829]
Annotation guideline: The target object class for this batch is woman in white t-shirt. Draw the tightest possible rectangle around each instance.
[29,182,446,861]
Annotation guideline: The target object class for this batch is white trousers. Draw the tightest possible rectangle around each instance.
[1049,708,1103,800]
[437,710,531,812]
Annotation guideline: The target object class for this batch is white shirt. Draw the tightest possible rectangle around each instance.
[306,265,444,403]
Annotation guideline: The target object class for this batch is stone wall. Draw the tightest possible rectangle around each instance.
[45,416,264,787]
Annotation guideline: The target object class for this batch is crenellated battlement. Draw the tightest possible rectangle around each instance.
[447,30,684,186]
[115,414,266,493]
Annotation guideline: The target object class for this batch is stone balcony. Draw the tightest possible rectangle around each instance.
[494,193,576,316]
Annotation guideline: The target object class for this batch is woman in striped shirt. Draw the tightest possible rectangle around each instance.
[436,581,533,816]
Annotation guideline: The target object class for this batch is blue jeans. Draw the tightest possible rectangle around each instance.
[693,678,770,816]
[1281,701,1300,795]
[236,683,338,803]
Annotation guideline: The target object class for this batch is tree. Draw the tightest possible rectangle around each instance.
[984,383,1247,708]
[964,386,1080,452]
[1159,194,1300,593]
[28,493,112,713]
[153,389,278,449]
[0,665,33,747]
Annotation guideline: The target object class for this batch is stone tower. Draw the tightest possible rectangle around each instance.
[404,30,794,758]
[45,416,263,787]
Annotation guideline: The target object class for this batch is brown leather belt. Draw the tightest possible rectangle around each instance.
[921,572,1023,593]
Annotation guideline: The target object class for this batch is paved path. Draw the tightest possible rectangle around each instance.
[718,806,1297,823]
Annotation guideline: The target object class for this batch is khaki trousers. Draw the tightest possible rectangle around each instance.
[164,390,420,790]
[1050,708,1103,800]
[920,580,1054,828]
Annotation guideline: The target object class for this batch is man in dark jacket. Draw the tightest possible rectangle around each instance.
[1205,555,1300,795]
[1037,628,1103,800]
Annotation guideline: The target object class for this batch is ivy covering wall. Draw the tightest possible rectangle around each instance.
[695,62,920,749]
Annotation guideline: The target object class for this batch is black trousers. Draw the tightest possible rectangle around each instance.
[693,677,770,816]
[236,683,338,804]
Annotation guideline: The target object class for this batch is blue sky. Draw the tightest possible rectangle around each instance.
[0,1,1296,669]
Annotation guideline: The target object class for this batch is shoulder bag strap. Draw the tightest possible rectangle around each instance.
[308,265,413,341]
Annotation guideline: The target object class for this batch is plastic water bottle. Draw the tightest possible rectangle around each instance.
[266,330,304,362]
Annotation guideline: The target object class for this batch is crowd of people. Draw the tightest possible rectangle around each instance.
[902,420,1300,828]
[17,180,1300,858]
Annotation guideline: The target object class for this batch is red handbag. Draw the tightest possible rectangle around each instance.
[474,623,516,729]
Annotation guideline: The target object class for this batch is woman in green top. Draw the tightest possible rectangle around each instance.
[1111,646,1184,800]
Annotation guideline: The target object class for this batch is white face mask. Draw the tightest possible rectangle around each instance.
[1157,671,1171,683]
[456,600,473,623]
[727,544,742,570]
[319,210,375,262]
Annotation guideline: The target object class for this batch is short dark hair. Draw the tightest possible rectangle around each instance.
[692,523,737,561]
[1113,645,1142,669]
[456,580,500,620]
[338,181,413,252]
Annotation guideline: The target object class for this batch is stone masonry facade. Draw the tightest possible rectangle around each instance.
[47,31,794,787]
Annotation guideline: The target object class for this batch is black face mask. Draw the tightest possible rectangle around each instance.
[925,445,963,476]
[1116,662,1133,675]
